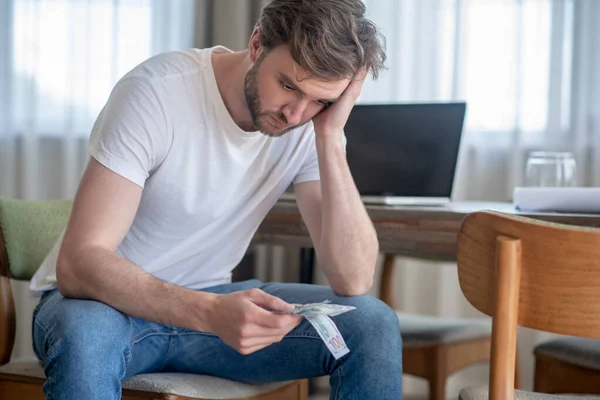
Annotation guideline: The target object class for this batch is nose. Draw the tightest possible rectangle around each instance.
[281,100,308,126]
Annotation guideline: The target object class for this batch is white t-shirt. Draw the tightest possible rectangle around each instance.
[30,46,331,294]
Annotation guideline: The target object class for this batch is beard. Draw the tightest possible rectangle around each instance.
[243,56,307,137]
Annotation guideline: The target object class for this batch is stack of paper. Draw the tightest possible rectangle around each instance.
[513,187,600,213]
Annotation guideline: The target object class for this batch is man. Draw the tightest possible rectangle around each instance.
[30,0,403,399]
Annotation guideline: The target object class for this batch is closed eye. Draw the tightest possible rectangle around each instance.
[280,79,333,107]
[280,81,294,91]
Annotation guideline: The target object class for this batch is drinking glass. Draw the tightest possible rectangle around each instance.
[525,151,577,187]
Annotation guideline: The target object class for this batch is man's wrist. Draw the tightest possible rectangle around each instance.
[188,290,219,333]
[315,131,344,153]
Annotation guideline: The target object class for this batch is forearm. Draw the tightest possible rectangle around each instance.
[316,135,379,296]
[56,245,216,332]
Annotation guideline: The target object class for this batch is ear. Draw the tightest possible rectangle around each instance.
[248,28,263,63]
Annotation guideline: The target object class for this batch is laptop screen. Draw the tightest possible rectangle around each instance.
[344,103,466,198]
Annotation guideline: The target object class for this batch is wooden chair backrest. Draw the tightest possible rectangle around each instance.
[457,211,600,400]
[0,222,16,365]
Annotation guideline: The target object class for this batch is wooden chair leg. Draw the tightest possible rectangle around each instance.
[428,347,448,400]
[380,254,396,307]
[534,356,552,394]
[298,378,309,400]
[515,351,522,389]
[429,372,447,400]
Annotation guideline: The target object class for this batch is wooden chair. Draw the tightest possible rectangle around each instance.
[0,197,307,400]
[380,255,522,400]
[455,211,600,400]
[533,337,600,394]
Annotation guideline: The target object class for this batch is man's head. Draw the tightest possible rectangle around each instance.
[244,0,386,137]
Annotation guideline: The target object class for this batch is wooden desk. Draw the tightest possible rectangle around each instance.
[253,201,600,258]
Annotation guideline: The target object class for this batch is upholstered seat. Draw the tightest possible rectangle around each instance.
[460,386,600,400]
[535,337,600,372]
[0,358,294,399]
[533,337,600,394]
[396,311,491,348]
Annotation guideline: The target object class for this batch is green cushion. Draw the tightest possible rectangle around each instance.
[0,197,72,280]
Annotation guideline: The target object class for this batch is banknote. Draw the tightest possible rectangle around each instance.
[305,314,350,359]
[279,300,354,359]
[289,300,356,317]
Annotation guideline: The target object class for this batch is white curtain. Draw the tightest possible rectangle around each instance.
[0,0,197,199]
[3,0,600,397]
[1,0,198,362]
[360,0,600,195]
[355,0,600,395]
[1,0,269,366]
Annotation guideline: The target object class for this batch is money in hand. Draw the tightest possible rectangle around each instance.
[305,315,350,359]
[290,300,356,317]
[286,300,355,360]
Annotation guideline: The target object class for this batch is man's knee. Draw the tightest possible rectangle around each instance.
[337,295,402,347]
[33,292,132,362]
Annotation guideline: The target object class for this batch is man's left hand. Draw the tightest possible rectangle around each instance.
[312,69,367,140]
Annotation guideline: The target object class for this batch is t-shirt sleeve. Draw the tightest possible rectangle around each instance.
[87,77,170,188]
[293,131,347,185]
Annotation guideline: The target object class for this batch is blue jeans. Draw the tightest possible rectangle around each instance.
[32,280,403,400]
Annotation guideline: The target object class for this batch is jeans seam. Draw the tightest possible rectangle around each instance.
[35,318,56,364]
[129,330,174,365]
[32,319,48,362]
[177,332,217,338]
[334,357,346,400]
[124,317,133,363]
[160,334,176,371]
[132,332,173,347]
[34,318,50,337]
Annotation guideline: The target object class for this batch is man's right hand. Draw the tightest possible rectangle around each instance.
[206,288,302,355]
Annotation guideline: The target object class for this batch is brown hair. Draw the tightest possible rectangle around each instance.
[256,0,386,81]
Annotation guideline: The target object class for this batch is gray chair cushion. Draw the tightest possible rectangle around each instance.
[535,337,600,371]
[0,358,294,399]
[396,311,491,348]
[0,358,43,378]
[123,373,292,399]
[460,386,600,400]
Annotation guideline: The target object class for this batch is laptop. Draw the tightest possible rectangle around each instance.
[281,102,466,206]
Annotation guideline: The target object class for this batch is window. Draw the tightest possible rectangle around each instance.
[360,0,573,136]
[2,0,194,137]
